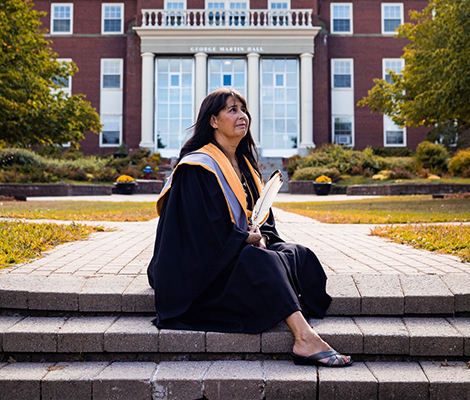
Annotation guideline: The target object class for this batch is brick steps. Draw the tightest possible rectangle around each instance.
[1,359,470,400]
[1,315,469,360]
[2,273,470,316]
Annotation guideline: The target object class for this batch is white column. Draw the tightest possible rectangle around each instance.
[299,52,315,154]
[140,52,155,150]
[194,52,208,114]
[247,52,260,146]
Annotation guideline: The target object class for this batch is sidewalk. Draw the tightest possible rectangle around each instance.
[2,193,468,277]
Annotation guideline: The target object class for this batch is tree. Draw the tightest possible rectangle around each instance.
[358,0,470,147]
[0,0,101,147]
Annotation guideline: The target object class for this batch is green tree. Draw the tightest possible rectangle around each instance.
[358,0,470,147]
[0,0,101,147]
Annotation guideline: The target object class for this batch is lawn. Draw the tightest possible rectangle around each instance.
[371,224,470,263]
[0,201,157,222]
[0,220,106,268]
[274,196,470,224]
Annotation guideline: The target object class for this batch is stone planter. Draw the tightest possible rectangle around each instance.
[313,182,332,196]
[114,182,136,195]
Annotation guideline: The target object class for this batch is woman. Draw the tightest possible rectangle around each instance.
[147,88,352,367]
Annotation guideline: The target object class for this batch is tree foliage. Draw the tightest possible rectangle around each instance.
[0,0,101,147]
[358,0,470,146]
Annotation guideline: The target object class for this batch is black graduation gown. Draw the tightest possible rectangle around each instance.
[147,164,331,334]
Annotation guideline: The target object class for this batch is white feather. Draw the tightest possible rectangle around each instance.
[251,170,283,228]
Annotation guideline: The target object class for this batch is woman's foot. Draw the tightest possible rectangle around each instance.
[292,328,352,367]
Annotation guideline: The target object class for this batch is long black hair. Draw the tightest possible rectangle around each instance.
[178,88,260,176]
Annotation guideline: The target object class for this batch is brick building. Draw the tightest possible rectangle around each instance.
[35,0,429,157]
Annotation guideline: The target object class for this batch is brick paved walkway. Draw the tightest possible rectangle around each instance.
[2,194,469,277]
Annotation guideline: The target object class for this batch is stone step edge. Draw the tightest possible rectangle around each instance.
[1,315,469,358]
[1,360,469,400]
[1,273,469,315]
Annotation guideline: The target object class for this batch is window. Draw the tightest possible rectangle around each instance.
[206,1,248,26]
[208,58,246,96]
[383,58,404,84]
[332,59,352,88]
[261,58,299,152]
[51,4,73,34]
[165,1,186,26]
[52,59,72,97]
[333,117,353,145]
[101,59,123,89]
[100,59,123,147]
[382,3,403,34]
[269,1,290,26]
[155,58,194,153]
[331,3,352,34]
[383,58,405,146]
[102,4,124,34]
[101,116,122,145]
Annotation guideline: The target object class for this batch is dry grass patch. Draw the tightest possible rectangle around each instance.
[0,220,106,268]
[371,224,470,263]
[0,201,157,222]
[274,196,470,224]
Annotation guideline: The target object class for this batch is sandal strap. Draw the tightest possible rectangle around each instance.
[306,350,340,362]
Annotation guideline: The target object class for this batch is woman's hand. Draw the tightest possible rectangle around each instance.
[246,226,267,249]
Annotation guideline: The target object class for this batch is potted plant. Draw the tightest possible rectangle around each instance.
[115,174,136,194]
[313,175,332,195]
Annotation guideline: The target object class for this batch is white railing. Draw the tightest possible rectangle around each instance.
[139,9,314,29]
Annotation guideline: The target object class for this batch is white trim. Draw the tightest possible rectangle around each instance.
[100,116,123,147]
[381,3,404,35]
[383,117,407,147]
[332,115,355,147]
[382,58,405,83]
[330,2,353,35]
[100,59,124,90]
[331,58,354,90]
[102,3,124,34]
[50,3,73,35]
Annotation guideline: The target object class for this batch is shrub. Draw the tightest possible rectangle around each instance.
[371,146,414,157]
[415,141,450,173]
[381,157,416,172]
[0,148,46,167]
[389,167,415,180]
[448,148,470,176]
[292,167,341,182]
[295,144,385,175]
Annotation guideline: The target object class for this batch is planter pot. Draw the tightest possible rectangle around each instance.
[115,182,136,195]
[313,182,332,196]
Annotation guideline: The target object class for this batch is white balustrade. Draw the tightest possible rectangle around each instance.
[139,9,313,29]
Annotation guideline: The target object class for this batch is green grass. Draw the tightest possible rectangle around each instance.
[334,176,470,187]
[0,220,106,268]
[0,201,157,222]
[371,224,470,263]
[274,196,470,224]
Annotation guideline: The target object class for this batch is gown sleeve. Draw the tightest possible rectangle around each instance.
[147,164,249,321]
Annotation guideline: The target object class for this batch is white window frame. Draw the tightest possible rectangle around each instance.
[330,3,353,34]
[164,0,187,9]
[331,58,354,90]
[100,59,124,90]
[382,58,406,146]
[52,58,72,96]
[102,3,124,35]
[268,0,290,9]
[332,116,354,147]
[381,3,404,35]
[100,116,123,147]
[50,3,73,35]
[382,58,405,84]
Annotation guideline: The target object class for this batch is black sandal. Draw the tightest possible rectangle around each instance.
[291,350,353,368]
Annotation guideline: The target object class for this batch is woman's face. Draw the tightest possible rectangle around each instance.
[210,96,249,146]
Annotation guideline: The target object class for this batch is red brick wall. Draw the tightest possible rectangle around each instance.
[319,0,429,149]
